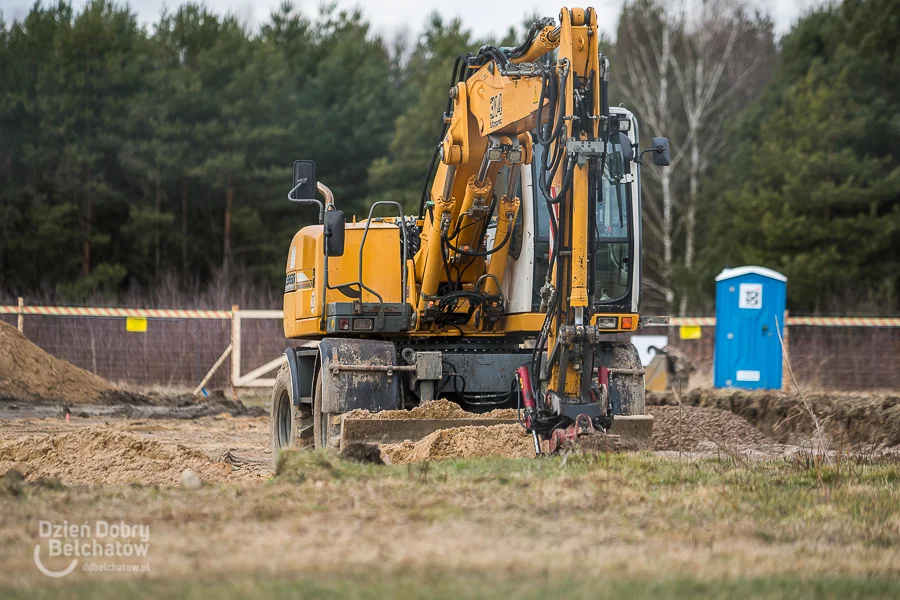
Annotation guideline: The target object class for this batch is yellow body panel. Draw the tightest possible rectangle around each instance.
[467,68,543,137]
[283,221,403,339]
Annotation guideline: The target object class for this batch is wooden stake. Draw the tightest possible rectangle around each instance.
[781,309,790,390]
[17,297,24,333]
[193,344,233,396]
[230,304,240,400]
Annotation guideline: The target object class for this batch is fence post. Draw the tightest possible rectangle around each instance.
[782,309,790,390]
[16,297,24,333]
[230,304,241,399]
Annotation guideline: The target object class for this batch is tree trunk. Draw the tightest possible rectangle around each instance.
[659,25,675,309]
[81,198,91,275]
[679,48,705,317]
[155,171,161,276]
[685,138,699,271]
[82,189,91,276]
[182,175,188,274]
[223,174,233,278]
[661,167,674,308]
[679,135,700,316]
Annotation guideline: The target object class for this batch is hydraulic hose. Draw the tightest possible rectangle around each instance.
[441,222,513,257]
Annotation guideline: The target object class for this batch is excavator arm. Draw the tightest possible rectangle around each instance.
[412,7,644,447]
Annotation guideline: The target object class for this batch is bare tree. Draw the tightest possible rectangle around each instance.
[671,0,774,314]
[617,0,687,311]
[615,0,774,314]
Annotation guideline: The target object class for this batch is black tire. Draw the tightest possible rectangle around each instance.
[270,364,312,467]
[313,367,339,451]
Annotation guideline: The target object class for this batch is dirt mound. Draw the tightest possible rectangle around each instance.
[0,428,240,486]
[480,407,519,419]
[648,388,900,448]
[649,405,780,453]
[345,399,519,421]
[382,424,541,463]
[345,399,467,420]
[564,433,637,453]
[105,396,267,419]
[0,321,109,404]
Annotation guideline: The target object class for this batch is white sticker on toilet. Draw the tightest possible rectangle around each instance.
[738,283,763,309]
[736,370,760,382]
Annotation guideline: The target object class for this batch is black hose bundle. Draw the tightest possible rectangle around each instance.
[433,289,503,327]
[504,17,554,60]
[441,222,513,258]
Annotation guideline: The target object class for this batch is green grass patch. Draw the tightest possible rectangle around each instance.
[270,449,900,546]
[5,573,900,599]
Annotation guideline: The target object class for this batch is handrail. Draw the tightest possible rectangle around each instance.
[354,202,408,329]
[319,201,408,331]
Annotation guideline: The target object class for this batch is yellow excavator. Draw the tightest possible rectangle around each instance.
[270,6,670,458]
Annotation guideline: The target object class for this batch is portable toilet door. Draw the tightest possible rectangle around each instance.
[713,266,787,389]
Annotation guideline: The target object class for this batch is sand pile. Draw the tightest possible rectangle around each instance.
[0,428,239,486]
[345,399,519,420]
[0,321,109,404]
[481,407,520,419]
[382,424,542,463]
[649,405,779,453]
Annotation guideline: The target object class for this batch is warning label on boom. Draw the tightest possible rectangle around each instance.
[489,93,503,128]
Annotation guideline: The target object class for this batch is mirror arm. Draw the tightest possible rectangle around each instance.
[635,145,664,165]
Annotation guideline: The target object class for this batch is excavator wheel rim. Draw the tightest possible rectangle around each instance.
[275,390,292,448]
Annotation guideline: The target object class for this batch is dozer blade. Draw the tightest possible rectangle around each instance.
[338,414,652,453]
[339,417,517,448]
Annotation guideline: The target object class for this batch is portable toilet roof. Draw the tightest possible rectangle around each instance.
[715,266,787,283]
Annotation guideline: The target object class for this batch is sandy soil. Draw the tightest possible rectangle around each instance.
[0,392,823,485]
[0,415,271,485]
[345,399,518,420]
[4,388,895,484]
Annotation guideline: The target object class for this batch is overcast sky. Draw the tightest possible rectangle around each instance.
[1,0,825,40]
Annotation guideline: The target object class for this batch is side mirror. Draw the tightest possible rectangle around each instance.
[616,132,634,162]
[651,137,670,167]
[323,209,346,257]
[291,160,317,200]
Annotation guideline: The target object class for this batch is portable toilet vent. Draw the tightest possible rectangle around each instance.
[713,266,787,389]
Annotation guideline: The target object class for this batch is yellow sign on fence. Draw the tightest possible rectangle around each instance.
[679,325,702,340]
[126,317,147,333]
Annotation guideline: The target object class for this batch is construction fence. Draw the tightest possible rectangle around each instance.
[1,301,898,392]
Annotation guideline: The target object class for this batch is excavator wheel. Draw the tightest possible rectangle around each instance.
[313,368,341,451]
[270,364,313,467]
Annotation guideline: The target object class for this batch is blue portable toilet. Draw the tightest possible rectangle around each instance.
[713,266,787,389]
